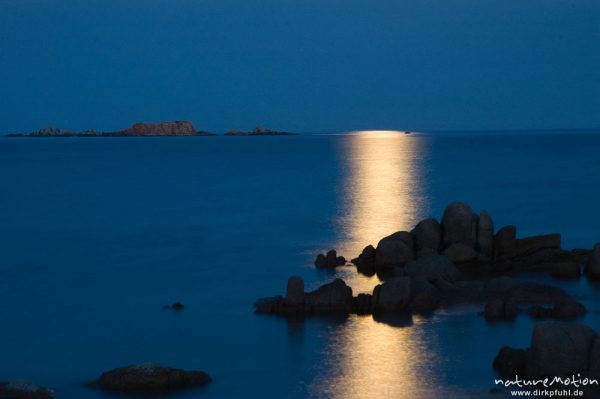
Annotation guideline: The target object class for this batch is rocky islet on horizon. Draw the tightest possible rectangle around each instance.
[5,121,296,137]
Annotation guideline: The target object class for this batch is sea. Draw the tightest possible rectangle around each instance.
[1,130,599,398]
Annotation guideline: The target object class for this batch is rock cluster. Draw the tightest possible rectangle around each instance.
[314,250,346,268]
[89,363,211,394]
[349,202,592,278]
[494,321,600,395]
[0,381,54,399]
[255,270,585,320]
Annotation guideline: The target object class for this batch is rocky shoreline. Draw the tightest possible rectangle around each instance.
[255,202,600,395]
[5,122,296,137]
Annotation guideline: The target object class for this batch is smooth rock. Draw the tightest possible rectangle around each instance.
[412,218,441,253]
[441,202,475,247]
[372,278,411,311]
[513,234,561,258]
[442,243,477,264]
[375,232,414,268]
[526,321,596,378]
[494,226,516,260]
[477,211,494,258]
[90,363,211,393]
[305,279,353,313]
[285,276,305,306]
[404,255,459,281]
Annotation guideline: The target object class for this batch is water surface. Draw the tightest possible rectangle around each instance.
[1,130,599,398]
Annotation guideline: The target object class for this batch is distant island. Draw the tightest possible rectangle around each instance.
[5,121,297,137]
[224,127,297,136]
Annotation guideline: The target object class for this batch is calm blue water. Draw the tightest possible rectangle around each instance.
[1,131,600,398]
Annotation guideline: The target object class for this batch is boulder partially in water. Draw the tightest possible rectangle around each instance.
[375,231,414,269]
[372,278,411,312]
[90,362,211,394]
[0,381,54,399]
[493,321,599,380]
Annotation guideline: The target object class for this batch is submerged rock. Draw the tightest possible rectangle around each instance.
[90,362,211,393]
[0,381,54,399]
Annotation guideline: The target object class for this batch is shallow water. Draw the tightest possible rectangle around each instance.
[1,131,599,398]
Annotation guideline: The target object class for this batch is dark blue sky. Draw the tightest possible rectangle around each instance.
[1,0,599,133]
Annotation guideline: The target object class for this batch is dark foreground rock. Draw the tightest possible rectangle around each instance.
[494,321,600,381]
[90,363,211,394]
[0,381,53,399]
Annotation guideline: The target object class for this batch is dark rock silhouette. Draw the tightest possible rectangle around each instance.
[90,363,210,394]
[493,321,600,393]
[314,250,346,268]
[0,381,54,399]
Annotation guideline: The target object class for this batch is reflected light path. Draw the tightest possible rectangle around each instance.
[312,130,437,399]
[334,130,429,293]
